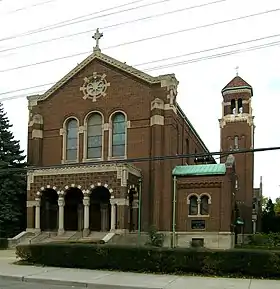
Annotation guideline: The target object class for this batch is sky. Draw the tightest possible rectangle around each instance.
[0,0,280,199]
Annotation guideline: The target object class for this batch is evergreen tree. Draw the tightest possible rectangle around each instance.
[0,103,26,238]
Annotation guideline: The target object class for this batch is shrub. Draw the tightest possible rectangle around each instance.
[0,238,8,250]
[248,233,280,248]
[145,226,165,247]
[16,243,280,279]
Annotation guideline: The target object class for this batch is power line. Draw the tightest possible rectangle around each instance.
[1,32,280,99]
[1,0,59,15]
[0,0,226,54]
[0,0,172,42]
[2,146,280,173]
[1,7,279,73]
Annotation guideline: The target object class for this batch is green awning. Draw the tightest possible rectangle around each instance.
[172,164,226,176]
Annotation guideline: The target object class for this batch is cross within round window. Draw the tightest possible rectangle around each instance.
[80,72,110,102]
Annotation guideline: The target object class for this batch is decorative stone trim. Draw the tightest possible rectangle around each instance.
[160,74,179,105]
[222,88,252,96]
[219,113,254,128]
[90,182,114,194]
[151,98,164,111]
[31,129,43,139]
[27,200,37,207]
[103,123,109,131]
[223,100,249,106]
[150,115,164,126]
[132,200,139,209]
[27,50,178,103]
[28,113,43,127]
[110,198,129,206]
[165,104,177,114]
[178,182,222,189]
[27,163,141,177]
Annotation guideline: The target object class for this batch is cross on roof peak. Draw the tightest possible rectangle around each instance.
[92,28,103,52]
[235,66,239,76]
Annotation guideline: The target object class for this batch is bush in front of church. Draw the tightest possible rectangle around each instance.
[15,243,280,278]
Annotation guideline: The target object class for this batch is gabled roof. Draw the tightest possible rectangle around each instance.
[28,50,176,102]
[222,75,253,95]
[172,164,226,177]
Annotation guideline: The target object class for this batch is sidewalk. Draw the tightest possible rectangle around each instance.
[0,250,279,288]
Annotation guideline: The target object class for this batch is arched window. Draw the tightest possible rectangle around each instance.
[189,196,198,215]
[66,119,78,161]
[112,112,126,157]
[238,98,243,113]
[200,195,209,215]
[231,99,236,114]
[87,113,102,159]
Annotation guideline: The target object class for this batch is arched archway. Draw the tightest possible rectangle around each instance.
[64,187,84,231]
[40,189,58,231]
[89,186,111,231]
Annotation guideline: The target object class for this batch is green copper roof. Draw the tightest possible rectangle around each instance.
[172,164,226,176]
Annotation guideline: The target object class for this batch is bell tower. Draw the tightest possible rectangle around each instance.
[219,74,255,233]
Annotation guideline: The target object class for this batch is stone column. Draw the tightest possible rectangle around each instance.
[101,204,108,232]
[58,194,65,235]
[197,198,201,215]
[35,197,41,232]
[110,199,116,231]
[83,196,90,236]
[115,198,129,231]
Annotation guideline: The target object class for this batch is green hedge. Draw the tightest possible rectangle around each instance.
[16,243,280,278]
[0,238,8,250]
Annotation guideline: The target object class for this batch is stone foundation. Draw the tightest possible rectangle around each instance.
[175,232,235,249]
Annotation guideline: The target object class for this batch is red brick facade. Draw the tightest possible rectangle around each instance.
[26,43,255,243]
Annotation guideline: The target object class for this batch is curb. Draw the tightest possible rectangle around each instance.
[0,275,87,287]
[0,274,163,289]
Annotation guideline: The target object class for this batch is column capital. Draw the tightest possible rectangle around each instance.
[35,198,41,206]
[83,197,90,206]
[58,198,65,207]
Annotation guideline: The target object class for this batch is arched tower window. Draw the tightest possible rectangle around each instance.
[87,113,103,159]
[200,195,210,215]
[112,112,126,157]
[238,98,243,113]
[189,196,198,215]
[231,99,236,114]
[234,136,239,149]
[66,118,78,161]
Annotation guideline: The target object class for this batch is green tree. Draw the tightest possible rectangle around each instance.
[275,198,280,215]
[0,103,26,238]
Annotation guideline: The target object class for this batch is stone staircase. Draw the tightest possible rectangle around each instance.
[28,232,57,244]
[109,232,149,246]
[80,231,109,242]
[47,231,79,243]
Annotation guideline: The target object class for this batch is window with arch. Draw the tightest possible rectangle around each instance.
[111,112,126,157]
[189,195,198,215]
[238,98,243,113]
[66,118,78,161]
[87,113,102,159]
[200,195,210,215]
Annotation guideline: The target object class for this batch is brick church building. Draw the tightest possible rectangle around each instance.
[24,29,260,249]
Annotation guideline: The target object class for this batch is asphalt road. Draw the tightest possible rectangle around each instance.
[0,279,82,288]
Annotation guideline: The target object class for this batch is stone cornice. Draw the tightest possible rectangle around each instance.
[27,163,141,178]
[178,181,222,189]
[219,113,254,128]
[222,88,252,96]
[27,50,178,103]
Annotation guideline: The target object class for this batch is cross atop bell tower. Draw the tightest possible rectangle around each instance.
[92,28,103,52]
